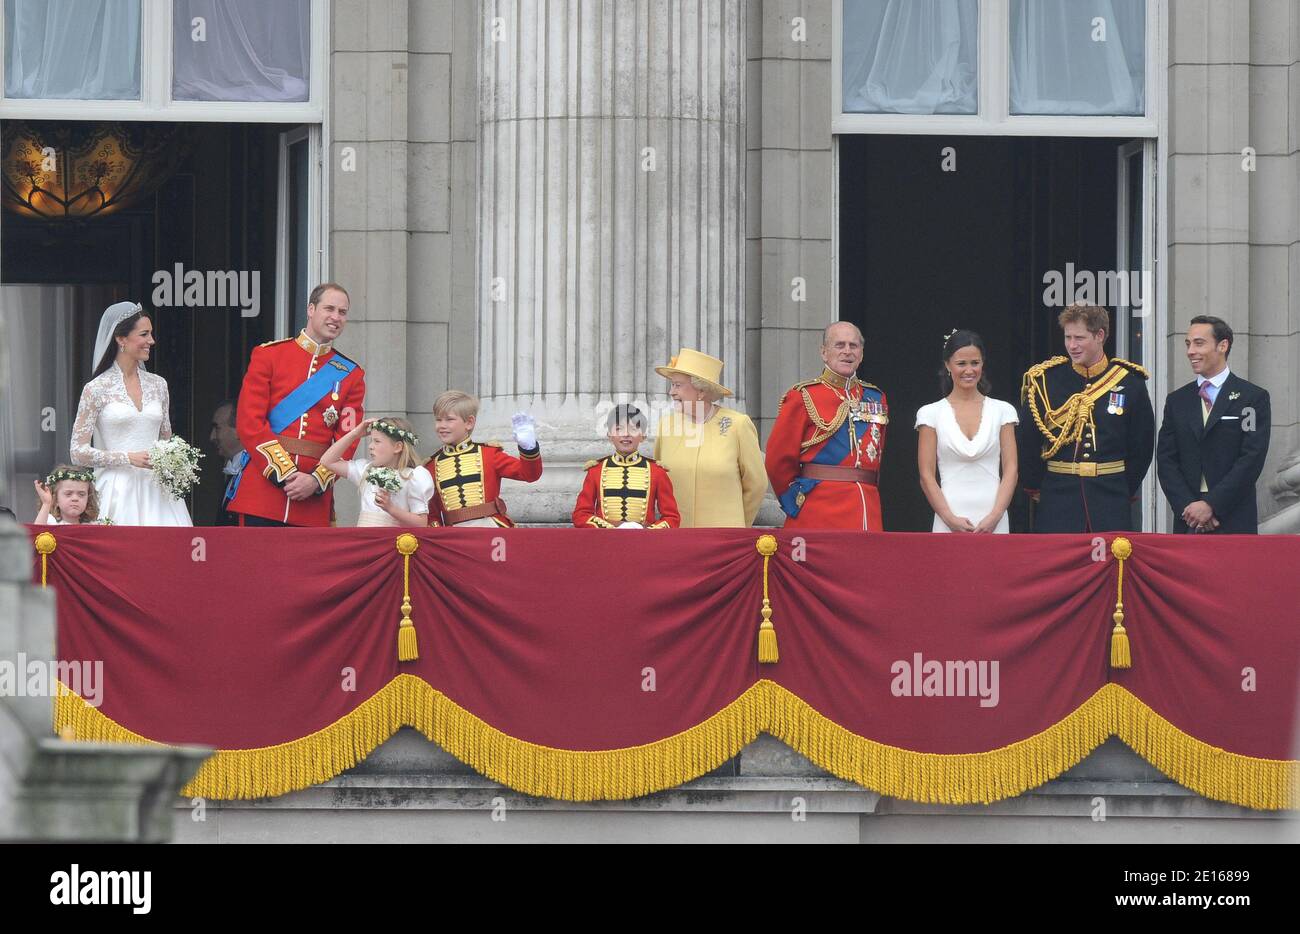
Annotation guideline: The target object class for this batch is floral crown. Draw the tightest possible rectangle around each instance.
[45,467,94,486]
[372,419,418,446]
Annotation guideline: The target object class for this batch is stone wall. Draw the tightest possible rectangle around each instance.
[330,0,479,514]
[1167,0,1300,528]
[746,0,834,444]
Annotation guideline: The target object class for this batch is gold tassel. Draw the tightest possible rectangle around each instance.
[1110,537,1133,669]
[396,533,420,662]
[398,625,418,662]
[758,620,778,664]
[755,534,779,664]
[34,531,56,587]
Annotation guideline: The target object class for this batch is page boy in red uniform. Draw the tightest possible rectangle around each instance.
[574,405,679,529]
[425,390,541,527]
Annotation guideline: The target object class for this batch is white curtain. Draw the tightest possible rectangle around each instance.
[0,285,80,522]
[842,0,978,115]
[172,0,310,103]
[3,0,140,100]
[1010,0,1145,115]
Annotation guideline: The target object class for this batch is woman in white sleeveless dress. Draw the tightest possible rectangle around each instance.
[69,302,193,526]
[915,330,1019,533]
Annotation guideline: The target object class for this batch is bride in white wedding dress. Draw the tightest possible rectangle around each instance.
[69,302,192,526]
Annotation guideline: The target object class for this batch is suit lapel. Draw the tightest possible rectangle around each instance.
[1186,380,1208,440]
[1202,373,1237,436]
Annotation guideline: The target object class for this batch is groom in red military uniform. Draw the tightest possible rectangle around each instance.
[765,321,889,530]
[228,283,367,526]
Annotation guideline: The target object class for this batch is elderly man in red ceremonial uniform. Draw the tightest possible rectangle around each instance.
[228,283,367,526]
[765,321,889,530]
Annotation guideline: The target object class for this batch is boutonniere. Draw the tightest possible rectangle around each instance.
[1228,391,1241,401]
[717,416,732,436]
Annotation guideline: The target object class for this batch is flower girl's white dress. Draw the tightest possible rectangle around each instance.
[346,458,434,527]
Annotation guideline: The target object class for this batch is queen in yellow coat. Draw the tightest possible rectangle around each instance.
[653,348,768,528]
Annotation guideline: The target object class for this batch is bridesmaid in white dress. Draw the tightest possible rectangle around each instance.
[915,329,1019,533]
[69,302,193,526]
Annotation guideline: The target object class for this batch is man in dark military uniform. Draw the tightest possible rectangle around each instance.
[1018,303,1154,533]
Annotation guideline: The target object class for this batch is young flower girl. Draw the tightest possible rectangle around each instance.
[320,417,433,527]
[34,466,104,525]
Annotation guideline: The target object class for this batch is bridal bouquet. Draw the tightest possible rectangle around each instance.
[149,436,204,500]
[364,466,404,493]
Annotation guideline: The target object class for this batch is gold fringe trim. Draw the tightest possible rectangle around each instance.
[764,682,1297,810]
[54,676,436,800]
[53,679,1298,809]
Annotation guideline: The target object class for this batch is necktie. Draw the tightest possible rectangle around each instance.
[1199,381,1214,421]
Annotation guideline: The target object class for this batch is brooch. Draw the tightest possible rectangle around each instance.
[718,416,732,436]
[1228,391,1241,401]
[323,405,339,427]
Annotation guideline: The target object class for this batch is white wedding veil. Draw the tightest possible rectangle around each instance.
[92,301,144,375]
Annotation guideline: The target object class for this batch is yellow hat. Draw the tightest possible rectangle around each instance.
[654,348,733,398]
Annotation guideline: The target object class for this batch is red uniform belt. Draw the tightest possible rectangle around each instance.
[444,498,507,523]
[800,463,879,485]
[276,435,328,459]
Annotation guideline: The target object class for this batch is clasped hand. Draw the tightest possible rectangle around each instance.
[1182,500,1219,533]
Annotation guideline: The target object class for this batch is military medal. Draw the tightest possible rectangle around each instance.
[323,405,339,427]
[1107,391,1125,415]
[331,380,340,402]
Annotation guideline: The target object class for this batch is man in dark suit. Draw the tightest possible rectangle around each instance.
[1157,316,1271,533]
[209,399,243,526]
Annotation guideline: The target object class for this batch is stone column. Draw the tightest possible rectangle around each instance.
[1167,0,1300,532]
[477,0,747,521]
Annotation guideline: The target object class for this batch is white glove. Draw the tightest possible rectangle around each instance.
[617,521,644,529]
[511,411,538,450]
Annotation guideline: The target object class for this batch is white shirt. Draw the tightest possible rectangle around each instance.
[1196,366,1230,407]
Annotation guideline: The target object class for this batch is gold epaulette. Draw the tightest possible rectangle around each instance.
[258,337,293,348]
[860,380,880,392]
[1111,357,1150,379]
[583,459,601,470]
[480,441,502,449]
[1020,356,1069,403]
[776,378,822,412]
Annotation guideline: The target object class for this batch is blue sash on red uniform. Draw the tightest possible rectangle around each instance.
[225,355,357,505]
[778,417,858,518]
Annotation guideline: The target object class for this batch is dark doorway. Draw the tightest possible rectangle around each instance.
[839,135,1138,532]
[1,121,294,524]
